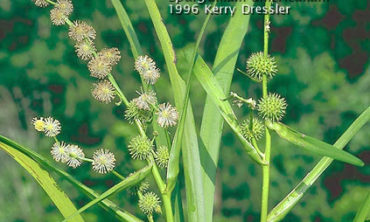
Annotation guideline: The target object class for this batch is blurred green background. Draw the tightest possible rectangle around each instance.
[0,0,369,221]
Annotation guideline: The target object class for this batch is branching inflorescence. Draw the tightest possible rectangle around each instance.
[31,0,179,220]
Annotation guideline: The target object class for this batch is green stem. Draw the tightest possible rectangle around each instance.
[261,1,272,222]
[112,170,125,180]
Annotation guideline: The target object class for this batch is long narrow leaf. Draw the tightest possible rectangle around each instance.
[267,122,364,166]
[64,164,152,222]
[267,106,370,221]
[187,53,265,165]
[0,141,84,222]
[199,2,254,220]
[111,0,142,58]
[143,0,206,221]
[0,135,142,222]
[353,191,370,222]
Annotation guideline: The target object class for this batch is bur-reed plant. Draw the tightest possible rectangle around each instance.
[0,0,368,221]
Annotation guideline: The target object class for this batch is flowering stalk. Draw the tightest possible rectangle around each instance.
[261,1,272,221]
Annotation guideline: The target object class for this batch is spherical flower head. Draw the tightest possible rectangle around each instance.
[92,149,116,174]
[32,117,45,132]
[124,101,152,124]
[75,40,96,61]
[155,146,169,168]
[98,48,121,65]
[88,55,112,79]
[139,192,161,215]
[32,0,49,7]
[50,8,66,26]
[68,21,96,42]
[134,56,160,85]
[135,56,156,74]
[133,89,157,110]
[66,145,84,168]
[246,52,277,81]
[157,103,178,128]
[55,0,73,16]
[241,117,264,141]
[92,80,116,104]
[142,68,160,85]
[257,93,287,122]
[43,117,61,137]
[128,135,153,160]
[51,142,69,163]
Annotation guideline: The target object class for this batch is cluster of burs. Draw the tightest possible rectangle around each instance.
[31,0,181,216]
[238,51,288,142]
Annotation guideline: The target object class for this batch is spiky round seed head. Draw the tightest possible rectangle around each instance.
[246,52,277,81]
[142,68,160,85]
[43,117,61,137]
[124,101,152,124]
[240,118,264,141]
[135,55,156,74]
[91,80,116,104]
[66,145,84,168]
[51,142,69,163]
[32,117,45,132]
[55,0,73,16]
[138,192,161,215]
[32,0,49,7]
[75,40,96,60]
[139,181,150,193]
[257,93,287,122]
[68,21,96,42]
[88,56,112,79]
[50,8,66,26]
[133,89,157,110]
[98,48,121,65]
[128,135,153,160]
[157,103,178,128]
[155,146,169,168]
[92,149,116,174]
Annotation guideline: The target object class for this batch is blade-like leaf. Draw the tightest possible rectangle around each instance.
[143,0,206,221]
[353,191,370,222]
[64,165,152,222]
[0,141,84,222]
[111,0,142,58]
[0,135,142,222]
[200,2,254,220]
[267,122,364,166]
[187,53,265,165]
[268,106,370,221]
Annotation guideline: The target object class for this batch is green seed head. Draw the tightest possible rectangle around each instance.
[257,93,287,122]
[138,192,161,215]
[246,52,277,81]
[155,146,169,168]
[128,135,153,160]
[124,101,152,124]
[241,117,264,141]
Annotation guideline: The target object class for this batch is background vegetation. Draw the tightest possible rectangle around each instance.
[0,0,369,221]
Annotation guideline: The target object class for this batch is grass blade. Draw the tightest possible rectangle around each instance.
[187,53,265,165]
[0,135,142,222]
[64,165,152,221]
[0,141,84,222]
[353,191,370,222]
[143,0,206,221]
[267,106,370,221]
[199,1,254,220]
[111,0,142,58]
[267,122,364,166]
